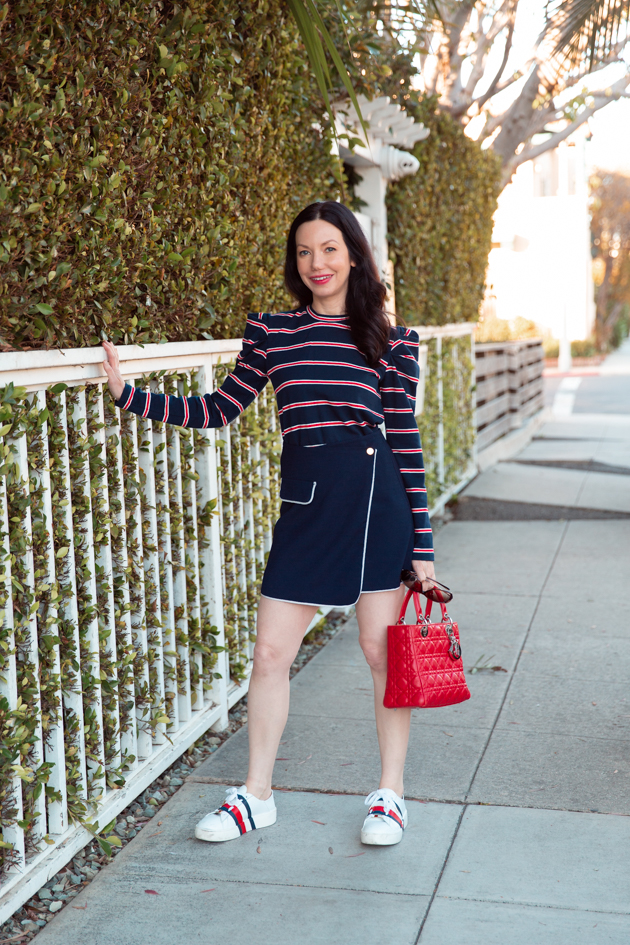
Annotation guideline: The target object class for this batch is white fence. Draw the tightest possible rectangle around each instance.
[0,326,477,921]
[0,339,287,921]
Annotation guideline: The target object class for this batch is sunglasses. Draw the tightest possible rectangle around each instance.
[400,569,454,604]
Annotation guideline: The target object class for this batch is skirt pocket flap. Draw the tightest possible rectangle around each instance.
[280,478,317,505]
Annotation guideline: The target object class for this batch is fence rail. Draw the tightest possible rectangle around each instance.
[0,325,476,921]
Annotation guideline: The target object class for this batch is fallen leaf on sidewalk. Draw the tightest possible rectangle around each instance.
[148,831,162,838]
[460,870,471,873]
[157,821,163,826]
[340,763,353,766]
[257,846,262,854]
[145,890,159,895]
[311,820,326,825]
[345,852,366,858]
[592,702,597,706]
[276,758,290,761]
[297,754,312,765]
[201,889,216,893]
[328,847,333,854]
[443,732,453,737]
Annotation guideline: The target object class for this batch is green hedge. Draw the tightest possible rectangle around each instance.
[387,97,501,326]
[0,0,339,349]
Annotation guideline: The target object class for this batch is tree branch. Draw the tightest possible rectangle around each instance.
[444,1,518,117]
[475,9,517,110]
[503,72,630,182]
[437,1,476,108]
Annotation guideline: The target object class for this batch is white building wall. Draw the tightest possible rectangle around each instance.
[485,135,595,341]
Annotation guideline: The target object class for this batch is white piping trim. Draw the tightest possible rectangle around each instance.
[261,594,333,608]
[261,585,403,607]
[357,449,378,599]
[280,481,317,505]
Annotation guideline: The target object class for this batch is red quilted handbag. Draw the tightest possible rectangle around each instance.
[383,589,471,709]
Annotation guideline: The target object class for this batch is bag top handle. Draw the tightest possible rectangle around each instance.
[398,590,453,626]
[398,590,451,625]
[424,598,450,623]
[398,588,425,624]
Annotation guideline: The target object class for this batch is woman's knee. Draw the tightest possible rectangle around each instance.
[360,638,387,673]
[253,639,293,676]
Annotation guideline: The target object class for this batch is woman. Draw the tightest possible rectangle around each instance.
[103,201,436,847]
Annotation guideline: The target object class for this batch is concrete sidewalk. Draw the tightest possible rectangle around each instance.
[34,369,630,944]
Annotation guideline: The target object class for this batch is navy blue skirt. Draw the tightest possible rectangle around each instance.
[260,428,414,607]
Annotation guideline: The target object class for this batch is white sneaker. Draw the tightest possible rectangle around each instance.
[195,786,277,842]
[361,788,408,846]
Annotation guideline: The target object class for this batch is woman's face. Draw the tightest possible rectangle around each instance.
[295,218,355,313]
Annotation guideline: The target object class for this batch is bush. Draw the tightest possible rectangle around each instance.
[571,339,596,358]
[475,315,542,344]
[544,339,559,358]
[386,97,501,326]
[0,1,339,350]
[541,339,599,359]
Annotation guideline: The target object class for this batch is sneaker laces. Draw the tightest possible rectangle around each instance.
[210,786,246,818]
[224,786,243,806]
[365,789,403,819]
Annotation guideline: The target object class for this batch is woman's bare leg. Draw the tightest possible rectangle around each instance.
[355,587,410,797]
[244,596,318,800]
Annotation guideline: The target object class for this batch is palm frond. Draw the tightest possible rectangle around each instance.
[287,0,369,148]
[545,0,630,72]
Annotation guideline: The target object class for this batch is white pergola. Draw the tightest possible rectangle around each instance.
[334,94,430,292]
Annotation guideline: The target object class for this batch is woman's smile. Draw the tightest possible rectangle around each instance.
[309,273,334,285]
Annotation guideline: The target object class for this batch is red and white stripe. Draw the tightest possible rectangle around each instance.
[122,387,135,410]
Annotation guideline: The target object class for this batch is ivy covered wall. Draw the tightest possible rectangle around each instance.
[387,97,501,327]
[0,0,339,350]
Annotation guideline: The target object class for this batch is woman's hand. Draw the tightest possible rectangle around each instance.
[102,340,125,401]
[412,559,436,589]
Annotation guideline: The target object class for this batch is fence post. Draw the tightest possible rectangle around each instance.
[436,335,445,490]
[31,391,68,836]
[196,358,229,732]
[470,329,478,470]
[0,470,25,876]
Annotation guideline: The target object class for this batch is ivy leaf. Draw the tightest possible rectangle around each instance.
[35,303,54,315]
[12,764,35,782]
[97,837,112,856]
[167,252,183,263]
[50,383,68,394]
[56,546,69,558]
[0,423,12,436]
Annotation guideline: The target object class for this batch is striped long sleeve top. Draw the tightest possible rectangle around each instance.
[115,306,433,560]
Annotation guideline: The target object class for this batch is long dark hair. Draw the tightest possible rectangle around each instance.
[284,201,390,368]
